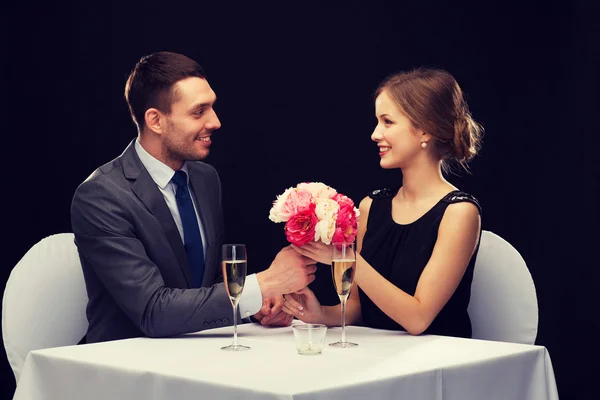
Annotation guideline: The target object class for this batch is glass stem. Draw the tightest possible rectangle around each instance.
[233,303,239,346]
[341,296,347,343]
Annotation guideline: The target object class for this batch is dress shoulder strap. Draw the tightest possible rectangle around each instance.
[367,187,399,200]
[441,191,482,215]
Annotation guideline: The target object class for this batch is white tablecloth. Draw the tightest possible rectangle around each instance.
[14,322,558,400]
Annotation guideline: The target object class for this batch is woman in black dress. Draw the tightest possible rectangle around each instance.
[284,68,483,338]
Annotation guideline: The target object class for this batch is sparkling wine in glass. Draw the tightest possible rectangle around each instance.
[221,244,250,351]
[329,242,358,348]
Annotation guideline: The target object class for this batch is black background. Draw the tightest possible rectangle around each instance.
[2,1,598,398]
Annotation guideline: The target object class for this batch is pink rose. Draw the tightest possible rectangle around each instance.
[297,182,337,201]
[342,225,358,243]
[332,227,346,245]
[335,203,358,244]
[284,205,318,246]
[281,188,313,218]
[336,205,357,228]
[332,193,355,209]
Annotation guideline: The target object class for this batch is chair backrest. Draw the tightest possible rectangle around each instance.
[468,230,538,344]
[2,233,89,383]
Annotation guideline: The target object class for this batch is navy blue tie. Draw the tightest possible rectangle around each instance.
[172,170,205,288]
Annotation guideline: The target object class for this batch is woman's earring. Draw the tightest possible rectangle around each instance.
[421,142,428,149]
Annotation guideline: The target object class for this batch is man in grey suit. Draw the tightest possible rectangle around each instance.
[71,52,317,343]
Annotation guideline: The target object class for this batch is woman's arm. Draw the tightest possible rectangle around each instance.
[355,201,481,335]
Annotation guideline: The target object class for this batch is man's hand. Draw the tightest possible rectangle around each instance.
[253,296,293,326]
[257,246,318,298]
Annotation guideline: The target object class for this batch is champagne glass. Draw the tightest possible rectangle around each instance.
[221,244,250,351]
[329,242,358,347]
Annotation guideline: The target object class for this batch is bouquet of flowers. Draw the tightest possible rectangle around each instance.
[268,182,360,246]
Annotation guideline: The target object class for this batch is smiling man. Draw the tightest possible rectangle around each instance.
[71,52,317,343]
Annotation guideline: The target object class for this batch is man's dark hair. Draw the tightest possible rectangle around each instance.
[124,51,206,131]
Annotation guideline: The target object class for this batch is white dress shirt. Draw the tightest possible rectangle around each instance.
[134,140,263,319]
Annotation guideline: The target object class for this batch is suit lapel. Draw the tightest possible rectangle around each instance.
[122,142,192,287]
[188,166,216,286]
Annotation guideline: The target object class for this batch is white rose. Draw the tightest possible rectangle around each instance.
[297,182,337,202]
[314,199,339,244]
[297,182,327,195]
[315,187,337,202]
[268,187,295,222]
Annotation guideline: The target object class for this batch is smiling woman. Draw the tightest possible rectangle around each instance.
[285,68,484,339]
[372,68,483,174]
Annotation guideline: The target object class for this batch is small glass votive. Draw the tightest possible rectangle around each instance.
[293,324,327,355]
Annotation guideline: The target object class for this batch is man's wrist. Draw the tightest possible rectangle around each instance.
[256,270,275,299]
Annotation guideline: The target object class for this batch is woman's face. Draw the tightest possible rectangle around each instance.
[371,90,425,169]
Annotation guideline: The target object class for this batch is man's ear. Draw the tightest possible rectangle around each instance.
[144,108,165,135]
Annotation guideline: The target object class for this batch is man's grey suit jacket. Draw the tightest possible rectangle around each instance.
[71,140,233,343]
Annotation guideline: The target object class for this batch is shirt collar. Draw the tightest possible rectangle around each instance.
[134,139,189,189]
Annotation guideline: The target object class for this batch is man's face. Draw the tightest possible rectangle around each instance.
[162,77,221,162]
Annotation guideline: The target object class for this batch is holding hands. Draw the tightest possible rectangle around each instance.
[284,241,331,324]
[282,287,324,324]
[257,245,318,298]
[254,245,320,327]
[253,295,294,326]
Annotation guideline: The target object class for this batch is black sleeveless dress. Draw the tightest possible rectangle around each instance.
[358,188,482,338]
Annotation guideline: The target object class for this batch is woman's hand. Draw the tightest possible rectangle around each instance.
[282,287,324,324]
[291,241,333,265]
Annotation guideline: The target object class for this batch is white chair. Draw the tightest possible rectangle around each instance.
[2,233,89,383]
[468,230,538,344]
